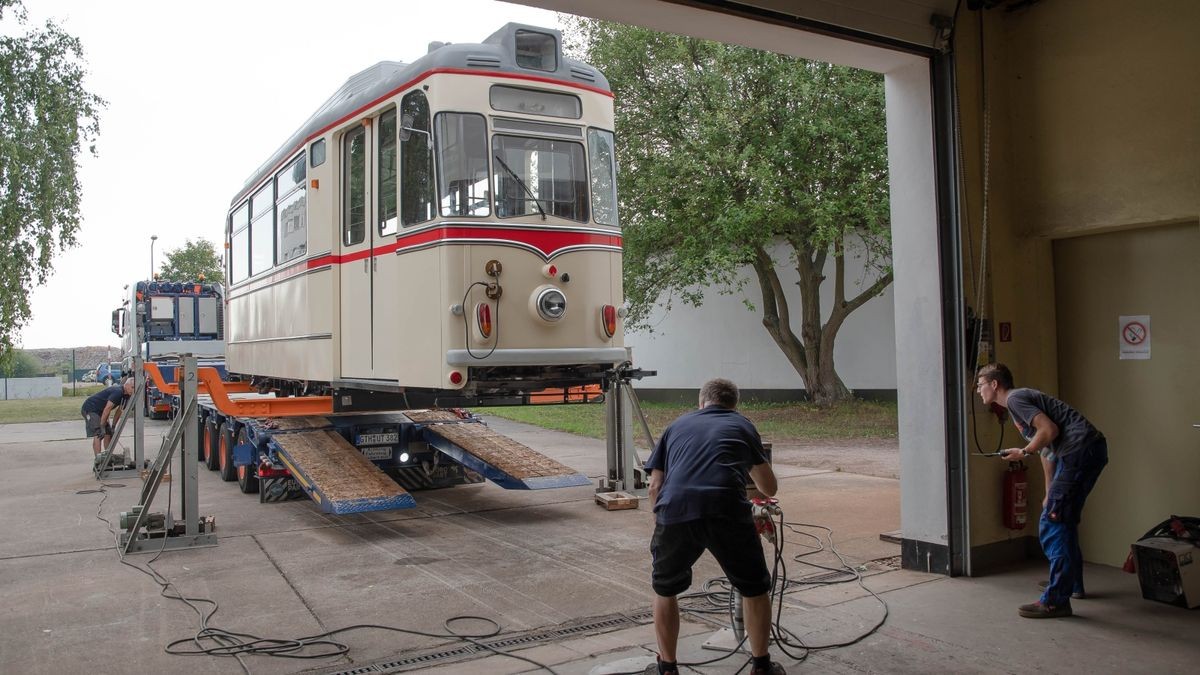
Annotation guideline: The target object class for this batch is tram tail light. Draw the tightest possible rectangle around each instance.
[541,263,558,279]
[476,302,493,339]
[601,304,617,338]
[449,370,463,385]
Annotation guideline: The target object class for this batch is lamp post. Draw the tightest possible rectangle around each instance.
[150,235,158,279]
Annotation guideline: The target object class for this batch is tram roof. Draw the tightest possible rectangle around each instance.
[231,23,611,208]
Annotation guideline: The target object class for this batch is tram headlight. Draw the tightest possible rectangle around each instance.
[534,287,567,322]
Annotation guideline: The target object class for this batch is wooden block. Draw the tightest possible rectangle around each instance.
[595,491,640,510]
[140,469,171,483]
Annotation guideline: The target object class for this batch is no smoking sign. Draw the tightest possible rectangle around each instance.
[1119,315,1151,360]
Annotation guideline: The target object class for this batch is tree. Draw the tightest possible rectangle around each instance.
[0,349,41,377]
[568,21,892,406]
[0,0,104,364]
[157,238,225,284]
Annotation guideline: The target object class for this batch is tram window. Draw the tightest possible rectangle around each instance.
[230,203,250,284]
[490,85,580,119]
[276,154,307,264]
[251,183,273,221]
[343,127,366,245]
[250,210,274,277]
[400,90,435,226]
[492,134,587,222]
[378,109,398,236]
[588,129,619,227]
[435,113,490,217]
[310,139,326,167]
[514,30,556,72]
[231,226,250,284]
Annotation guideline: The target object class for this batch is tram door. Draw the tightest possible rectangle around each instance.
[339,122,375,378]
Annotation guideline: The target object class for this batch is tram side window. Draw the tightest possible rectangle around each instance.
[588,129,619,227]
[492,134,587,222]
[277,153,307,264]
[343,127,366,245]
[435,113,490,217]
[378,109,398,236]
[250,183,274,277]
[230,203,250,284]
[400,91,434,226]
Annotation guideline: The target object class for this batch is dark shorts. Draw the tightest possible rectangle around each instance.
[650,515,771,598]
[82,412,111,439]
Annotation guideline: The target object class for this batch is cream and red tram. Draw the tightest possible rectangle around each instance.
[224,24,625,409]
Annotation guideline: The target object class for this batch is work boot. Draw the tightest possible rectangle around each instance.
[1038,579,1086,599]
[1018,600,1072,618]
[750,663,786,674]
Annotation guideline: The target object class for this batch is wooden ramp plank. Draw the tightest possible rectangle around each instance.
[419,420,590,490]
[272,430,415,514]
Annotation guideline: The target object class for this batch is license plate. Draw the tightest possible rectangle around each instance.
[357,432,399,445]
[360,446,393,461]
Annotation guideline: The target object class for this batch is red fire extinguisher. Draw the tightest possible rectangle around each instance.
[1003,460,1028,530]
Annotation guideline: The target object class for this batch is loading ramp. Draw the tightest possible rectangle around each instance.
[409,410,591,490]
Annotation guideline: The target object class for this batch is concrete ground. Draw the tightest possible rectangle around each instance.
[0,416,1196,674]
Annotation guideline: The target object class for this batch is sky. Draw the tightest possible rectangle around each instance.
[16,0,563,349]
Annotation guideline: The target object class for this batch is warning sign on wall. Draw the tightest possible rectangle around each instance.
[1119,315,1151,360]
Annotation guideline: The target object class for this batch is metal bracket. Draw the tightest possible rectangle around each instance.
[120,355,217,555]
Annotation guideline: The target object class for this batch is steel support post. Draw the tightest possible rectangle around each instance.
[179,355,200,536]
[600,368,647,495]
[132,354,145,470]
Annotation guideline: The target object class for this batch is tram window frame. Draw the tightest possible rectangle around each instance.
[435,112,491,218]
[400,90,435,227]
[343,126,367,246]
[378,108,398,237]
[310,138,326,167]
[489,85,581,119]
[249,182,275,277]
[276,152,308,264]
[491,133,588,223]
[587,128,619,227]
[229,203,250,284]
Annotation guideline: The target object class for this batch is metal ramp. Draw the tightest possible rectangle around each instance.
[409,411,590,490]
[258,421,416,515]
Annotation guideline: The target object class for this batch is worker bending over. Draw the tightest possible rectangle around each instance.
[81,377,134,465]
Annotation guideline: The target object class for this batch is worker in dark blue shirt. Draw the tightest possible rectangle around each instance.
[643,378,783,675]
[977,363,1108,619]
[81,378,134,463]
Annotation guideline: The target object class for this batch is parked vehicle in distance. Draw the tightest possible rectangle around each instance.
[95,362,124,386]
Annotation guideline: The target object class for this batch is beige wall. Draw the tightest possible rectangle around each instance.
[958,0,1200,563]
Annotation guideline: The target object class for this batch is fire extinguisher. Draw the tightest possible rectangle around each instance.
[1003,460,1028,530]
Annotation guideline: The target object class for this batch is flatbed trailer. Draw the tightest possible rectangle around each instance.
[145,364,590,514]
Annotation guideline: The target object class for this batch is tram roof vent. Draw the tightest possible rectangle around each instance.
[428,41,448,54]
[569,66,596,83]
[466,54,503,68]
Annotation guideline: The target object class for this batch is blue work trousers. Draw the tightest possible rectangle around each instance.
[1039,437,1108,606]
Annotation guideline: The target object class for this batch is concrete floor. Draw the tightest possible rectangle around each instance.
[0,416,1195,674]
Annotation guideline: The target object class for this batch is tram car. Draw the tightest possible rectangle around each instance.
[224,24,626,408]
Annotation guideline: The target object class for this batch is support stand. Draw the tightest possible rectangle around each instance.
[598,363,656,496]
[700,588,747,653]
[120,355,216,555]
[93,355,146,480]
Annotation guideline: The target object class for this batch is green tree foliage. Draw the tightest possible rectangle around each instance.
[0,0,104,363]
[0,348,41,377]
[157,238,225,284]
[568,21,892,406]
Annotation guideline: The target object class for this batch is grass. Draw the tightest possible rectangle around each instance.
[0,385,107,424]
[475,399,898,443]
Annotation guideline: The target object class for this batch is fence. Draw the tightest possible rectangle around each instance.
[1,377,62,400]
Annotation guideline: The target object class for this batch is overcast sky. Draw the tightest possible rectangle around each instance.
[17,0,562,349]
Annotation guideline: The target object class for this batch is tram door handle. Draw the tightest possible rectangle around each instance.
[372,257,377,272]
[363,258,369,273]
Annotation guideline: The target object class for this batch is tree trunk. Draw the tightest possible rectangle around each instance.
[751,240,893,408]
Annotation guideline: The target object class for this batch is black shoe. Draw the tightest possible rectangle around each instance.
[642,657,679,674]
[1018,600,1072,618]
[750,663,786,675]
[1037,580,1086,599]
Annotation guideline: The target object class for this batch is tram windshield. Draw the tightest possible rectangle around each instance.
[492,135,588,222]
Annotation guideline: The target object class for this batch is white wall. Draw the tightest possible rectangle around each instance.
[1,377,62,400]
[627,241,897,392]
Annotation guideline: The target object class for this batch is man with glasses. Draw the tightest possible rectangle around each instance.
[976,363,1108,618]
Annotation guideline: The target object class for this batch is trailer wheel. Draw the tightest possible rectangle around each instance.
[236,427,259,494]
[204,417,221,471]
[218,422,237,482]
